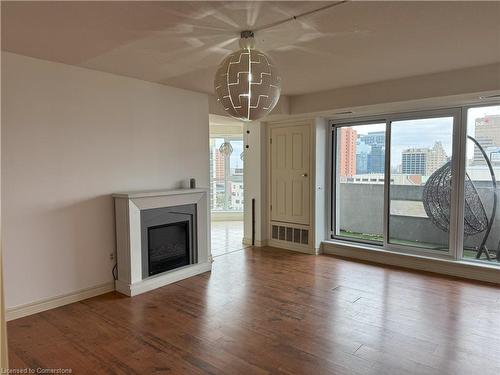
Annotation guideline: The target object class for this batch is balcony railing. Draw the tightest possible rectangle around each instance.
[338,182,499,263]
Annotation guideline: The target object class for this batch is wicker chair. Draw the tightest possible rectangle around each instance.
[422,136,498,261]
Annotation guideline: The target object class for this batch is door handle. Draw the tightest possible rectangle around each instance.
[301,173,308,177]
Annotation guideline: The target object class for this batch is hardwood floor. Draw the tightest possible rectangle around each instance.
[7,247,500,374]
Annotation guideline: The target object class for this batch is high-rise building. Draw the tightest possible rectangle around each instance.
[339,127,357,177]
[233,167,243,176]
[426,141,448,175]
[402,148,427,175]
[359,131,385,147]
[355,139,371,174]
[401,142,448,176]
[488,147,500,165]
[355,131,385,174]
[473,115,500,165]
[215,149,225,180]
[230,179,244,211]
[367,144,385,174]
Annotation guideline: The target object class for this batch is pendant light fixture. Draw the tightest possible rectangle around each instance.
[214,31,281,122]
[218,141,233,156]
[213,1,348,122]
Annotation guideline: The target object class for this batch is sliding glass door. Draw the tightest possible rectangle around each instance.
[461,105,500,265]
[332,108,467,260]
[388,115,456,254]
[333,123,386,244]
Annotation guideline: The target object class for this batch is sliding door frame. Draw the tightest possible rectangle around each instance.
[456,101,500,262]
[331,118,387,246]
[383,108,462,259]
[330,107,463,260]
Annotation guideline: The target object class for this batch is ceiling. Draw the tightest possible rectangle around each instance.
[2,1,500,96]
[209,114,243,136]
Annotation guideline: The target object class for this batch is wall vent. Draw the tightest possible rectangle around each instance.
[272,225,308,245]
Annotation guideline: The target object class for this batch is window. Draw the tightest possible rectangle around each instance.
[333,123,386,244]
[462,105,500,264]
[389,117,454,252]
[209,137,244,212]
[331,105,500,266]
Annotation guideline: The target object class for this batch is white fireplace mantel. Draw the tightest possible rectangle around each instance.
[113,188,212,296]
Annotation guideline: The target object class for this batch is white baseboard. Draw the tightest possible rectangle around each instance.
[116,262,212,297]
[242,237,268,247]
[323,241,500,285]
[6,282,115,321]
[267,239,317,254]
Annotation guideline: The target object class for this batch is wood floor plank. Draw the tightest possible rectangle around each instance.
[7,247,500,374]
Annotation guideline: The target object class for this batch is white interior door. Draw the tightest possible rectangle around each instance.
[270,124,311,225]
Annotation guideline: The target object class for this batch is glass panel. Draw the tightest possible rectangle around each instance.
[334,123,386,243]
[209,137,244,212]
[388,117,454,251]
[462,105,500,265]
[148,222,189,276]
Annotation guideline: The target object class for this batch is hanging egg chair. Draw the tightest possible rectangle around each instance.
[422,136,498,261]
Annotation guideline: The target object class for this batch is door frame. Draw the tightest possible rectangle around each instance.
[330,107,463,260]
[330,118,387,247]
[267,119,316,252]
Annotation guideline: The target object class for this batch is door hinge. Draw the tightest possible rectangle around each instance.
[270,138,272,144]
[270,204,272,211]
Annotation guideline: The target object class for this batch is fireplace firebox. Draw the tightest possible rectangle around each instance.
[141,204,197,278]
[147,221,190,276]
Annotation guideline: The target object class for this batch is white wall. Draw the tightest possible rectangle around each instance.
[290,63,500,115]
[313,117,328,253]
[243,121,267,246]
[1,52,209,309]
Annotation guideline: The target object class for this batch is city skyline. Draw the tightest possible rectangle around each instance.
[212,138,244,171]
[470,113,500,165]
[338,118,455,173]
[210,137,245,212]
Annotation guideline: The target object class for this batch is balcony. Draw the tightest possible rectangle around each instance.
[337,182,500,264]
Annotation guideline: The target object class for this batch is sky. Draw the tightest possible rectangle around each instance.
[350,118,453,168]
[347,105,500,169]
[390,117,453,168]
